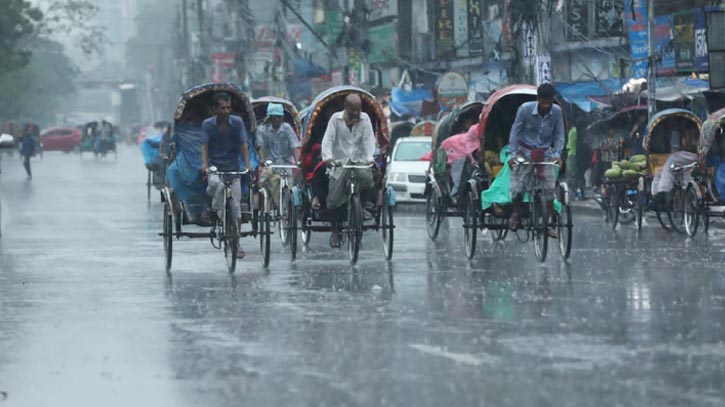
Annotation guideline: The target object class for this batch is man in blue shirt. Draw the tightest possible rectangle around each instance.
[507,83,565,233]
[201,92,252,258]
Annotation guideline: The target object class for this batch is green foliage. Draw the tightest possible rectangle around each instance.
[0,39,77,122]
[0,0,43,74]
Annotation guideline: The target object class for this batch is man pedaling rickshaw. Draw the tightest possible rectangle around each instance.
[200,92,253,258]
[507,83,566,237]
[258,102,300,206]
[310,94,377,247]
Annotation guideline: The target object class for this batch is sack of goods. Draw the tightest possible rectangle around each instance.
[604,155,647,180]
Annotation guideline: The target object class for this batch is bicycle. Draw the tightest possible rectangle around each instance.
[261,161,299,260]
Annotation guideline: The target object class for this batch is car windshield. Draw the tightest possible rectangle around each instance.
[394,140,430,162]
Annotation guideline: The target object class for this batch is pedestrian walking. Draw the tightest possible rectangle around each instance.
[20,123,37,179]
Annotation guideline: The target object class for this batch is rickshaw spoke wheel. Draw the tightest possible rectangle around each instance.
[163,203,173,272]
[533,192,548,263]
[683,185,699,238]
[463,193,477,259]
[280,186,290,246]
[558,202,573,259]
[381,202,394,260]
[426,188,442,240]
[606,184,620,230]
[224,204,238,274]
[668,188,686,234]
[288,194,298,261]
[348,195,363,265]
[259,211,271,268]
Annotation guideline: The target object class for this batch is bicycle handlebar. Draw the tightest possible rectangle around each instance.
[329,161,375,169]
[671,162,697,172]
[207,166,250,176]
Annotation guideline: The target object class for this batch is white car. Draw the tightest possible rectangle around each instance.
[386,137,432,203]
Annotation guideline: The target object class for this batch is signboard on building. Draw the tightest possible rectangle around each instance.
[467,0,484,56]
[211,52,236,83]
[594,0,625,38]
[522,21,537,65]
[695,11,708,72]
[435,0,455,58]
[625,0,649,78]
[673,11,695,72]
[536,53,552,85]
[437,71,469,110]
[454,0,469,57]
[566,0,589,41]
[326,10,345,46]
[368,0,398,21]
[368,22,397,64]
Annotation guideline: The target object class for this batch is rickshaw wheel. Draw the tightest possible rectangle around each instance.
[606,184,619,230]
[348,195,363,265]
[288,194,298,261]
[425,188,442,240]
[280,186,290,246]
[224,205,239,274]
[656,210,673,231]
[381,203,394,260]
[259,212,271,268]
[668,188,686,234]
[163,202,173,272]
[636,189,644,232]
[463,192,477,259]
[147,171,152,202]
[533,192,548,263]
[683,185,699,238]
[557,202,573,260]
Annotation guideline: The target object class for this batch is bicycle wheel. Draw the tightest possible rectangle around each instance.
[347,195,363,265]
[224,204,239,273]
[163,202,173,272]
[533,192,548,263]
[606,184,620,230]
[619,190,636,225]
[683,185,700,238]
[668,188,686,234]
[426,187,442,240]
[636,188,644,232]
[381,203,394,260]
[288,193,298,261]
[279,186,290,246]
[557,202,573,259]
[259,211,271,268]
[463,192,477,259]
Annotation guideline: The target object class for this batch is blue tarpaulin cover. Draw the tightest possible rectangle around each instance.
[555,79,622,112]
[390,86,435,117]
[140,133,162,166]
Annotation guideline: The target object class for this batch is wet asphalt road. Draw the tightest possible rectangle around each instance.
[1,146,725,406]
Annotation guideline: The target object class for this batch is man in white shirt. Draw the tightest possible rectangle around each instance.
[317,94,377,246]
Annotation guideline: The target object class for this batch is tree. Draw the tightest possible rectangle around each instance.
[0,0,43,74]
[0,38,77,122]
[35,0,108,57]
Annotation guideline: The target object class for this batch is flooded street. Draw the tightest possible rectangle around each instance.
[0,148,724,406]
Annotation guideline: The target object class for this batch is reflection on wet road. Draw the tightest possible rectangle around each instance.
[1,148,725,406]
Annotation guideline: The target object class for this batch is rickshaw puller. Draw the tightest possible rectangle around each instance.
[201,92,253,258]
[507,83,565,235]
[258,103,300,206]
[317,94,377,247]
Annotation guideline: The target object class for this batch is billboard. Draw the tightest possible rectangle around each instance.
[435,0,455,58]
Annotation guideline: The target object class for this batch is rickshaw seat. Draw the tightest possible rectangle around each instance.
[491,164,503,178]
[649,153,670,174]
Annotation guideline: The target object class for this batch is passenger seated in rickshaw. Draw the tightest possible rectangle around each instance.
[651,123,698,203]
[507,84,565,236]
[313,94,377,247]
[258,103,300,206]
[200,92,253,258]
[439,118,482,204]
[705,119,725,200]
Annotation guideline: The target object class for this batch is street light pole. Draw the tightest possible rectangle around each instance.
[647,0,656,118]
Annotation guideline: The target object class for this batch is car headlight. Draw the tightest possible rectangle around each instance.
[389,172,406,182]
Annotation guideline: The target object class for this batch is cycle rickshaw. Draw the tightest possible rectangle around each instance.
[463,85,572,262]
[161,82,271,273]
[681,108,725,237]
[642,108,702,233]
[587,105,648,230]
[252,97,301,254]
[294,86,395,265]
[141,121,172,201]
[424,101,485,240]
